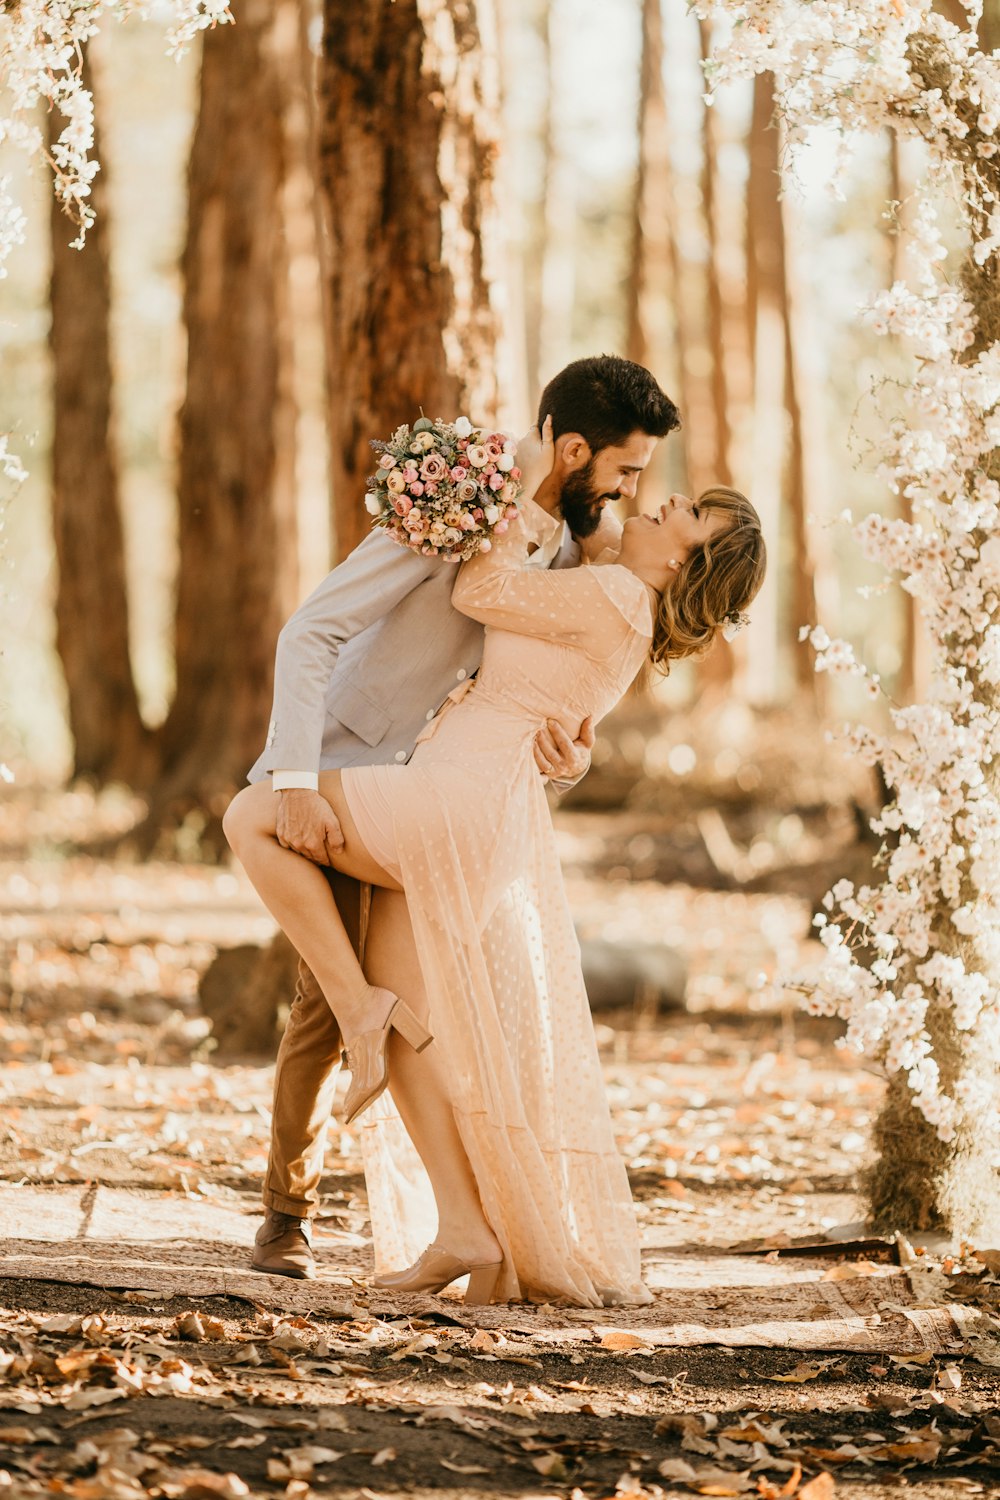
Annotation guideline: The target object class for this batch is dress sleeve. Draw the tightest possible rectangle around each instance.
[451,500,653,658]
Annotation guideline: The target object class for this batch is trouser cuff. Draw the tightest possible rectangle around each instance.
[262,1186,316,1218]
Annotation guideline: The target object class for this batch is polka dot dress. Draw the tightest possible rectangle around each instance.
[353,499,654,1307]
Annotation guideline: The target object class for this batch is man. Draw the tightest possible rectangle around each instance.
[247,353,680,1278]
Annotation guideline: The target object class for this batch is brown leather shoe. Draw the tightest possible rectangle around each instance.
[251,1210,316,1279]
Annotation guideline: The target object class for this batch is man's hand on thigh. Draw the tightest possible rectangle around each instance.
[276,788,345,865]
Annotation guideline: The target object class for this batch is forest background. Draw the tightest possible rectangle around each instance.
[0,0,929,821]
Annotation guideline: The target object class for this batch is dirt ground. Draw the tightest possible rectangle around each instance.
[1,786,999,1499]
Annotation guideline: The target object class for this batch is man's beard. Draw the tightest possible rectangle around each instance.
[558,458,616,539]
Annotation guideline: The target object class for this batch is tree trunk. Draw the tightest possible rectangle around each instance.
[318,0,507,563]
[887,131,928,703]
[743,77,784,704]
[781,177,834,704]
[624,0,677,516]
[533,0,576,407]
[151,0,298,844]
[48,46,151,785]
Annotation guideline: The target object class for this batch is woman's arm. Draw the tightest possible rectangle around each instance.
[451,498,639,654]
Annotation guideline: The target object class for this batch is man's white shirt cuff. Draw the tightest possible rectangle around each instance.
[272,771,319,792]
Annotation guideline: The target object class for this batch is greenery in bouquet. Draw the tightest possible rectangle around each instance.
[365,416,522,561]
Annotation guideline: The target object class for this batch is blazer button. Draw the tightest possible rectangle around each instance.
[456,668,467,680]
[395,750,407,763]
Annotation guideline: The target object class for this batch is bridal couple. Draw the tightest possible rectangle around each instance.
[224,355,765,1307]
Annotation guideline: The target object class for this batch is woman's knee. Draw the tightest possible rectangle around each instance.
[222,783,261,854]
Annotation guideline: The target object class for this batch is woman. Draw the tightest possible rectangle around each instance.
[225,425,765,1307]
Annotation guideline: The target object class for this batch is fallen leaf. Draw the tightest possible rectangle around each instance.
[798,1476,836,1500]
[756,1464,802,1498]
[531,1453,568,1479]
[600,1331,650,1351]
[768,1363,826,1383]
[868,1438,942,1463]
[823,1260,880,1280]
[439,1460,491,1475]
[658,1458,697,1481]
[371,1447,396,1466]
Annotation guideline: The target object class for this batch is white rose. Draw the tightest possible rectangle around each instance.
[496,453,514,471]
[454,416,473,438]
[365,495,381,515]
[466,445,489,467]
[484,504,499,525]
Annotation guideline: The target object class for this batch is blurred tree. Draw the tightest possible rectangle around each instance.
[318,0,506,561]
[625,0,676,514]
[48,48,152,785]
[151,0,298,841]
[745,75,829,704]
[534,0,576,399]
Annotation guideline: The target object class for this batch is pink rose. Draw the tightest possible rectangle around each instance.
[421,453,448,481]
[404,513,425,534]
[488,471,504,490]
[378,451,397,468]
[472,507,484,519]
[450,465,468,482]
[494,519,509,535]
[459,513,477,531]
[466,445,489,468]
[409,481,424,496]
[456,479,479,503]
[393,497,413,516]
[402,465,419,484]
[485,441,503,462]
[424,482,438,497]
[510,467,522,481]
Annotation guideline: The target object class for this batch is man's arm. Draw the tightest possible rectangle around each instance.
[265,530,438,778]
[264,532,438,861]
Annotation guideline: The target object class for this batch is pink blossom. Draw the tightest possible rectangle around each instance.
[451,465,468,481]
[393,497,413,516]
[409,481,424,496]
[379,451,397,468]
[488,471,504,491]
[421,453,448,482]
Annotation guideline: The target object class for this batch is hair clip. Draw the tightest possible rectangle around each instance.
[721,610,751,642]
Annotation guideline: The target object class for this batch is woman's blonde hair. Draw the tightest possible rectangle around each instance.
[649,486,766,675]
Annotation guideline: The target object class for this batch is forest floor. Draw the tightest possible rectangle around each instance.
[0,783,999,1500]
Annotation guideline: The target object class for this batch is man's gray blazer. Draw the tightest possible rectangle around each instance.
[247,524,581,782]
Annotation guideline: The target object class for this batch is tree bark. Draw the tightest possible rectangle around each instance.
[47,47,151,785]
[151,0,298,841]
[318,0,507,563]
[624,0,678,517]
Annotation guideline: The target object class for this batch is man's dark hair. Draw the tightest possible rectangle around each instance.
[537,354,680,453]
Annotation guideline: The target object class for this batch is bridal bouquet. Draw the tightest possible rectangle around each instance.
[365,416,522,561]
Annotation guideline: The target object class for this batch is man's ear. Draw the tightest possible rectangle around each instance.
[555,432,592,471]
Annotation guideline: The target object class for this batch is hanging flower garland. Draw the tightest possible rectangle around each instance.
[0,1,232,269]
[697,0,1000,1144]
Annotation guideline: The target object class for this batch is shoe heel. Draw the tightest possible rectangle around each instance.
[464,1260,502,1306]
[389,999,433,1053]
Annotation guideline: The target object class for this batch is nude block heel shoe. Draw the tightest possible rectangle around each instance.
[373,1243,503,1305]
[341,990,433,1126]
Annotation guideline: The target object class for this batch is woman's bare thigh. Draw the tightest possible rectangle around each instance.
[231,776,402,891]
[317,770,403,890]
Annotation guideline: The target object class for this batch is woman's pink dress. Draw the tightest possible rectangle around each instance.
[343,499,653,1306]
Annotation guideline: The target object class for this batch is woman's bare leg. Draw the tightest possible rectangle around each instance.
[365,889,501,1265]
[223,776,400,1042]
